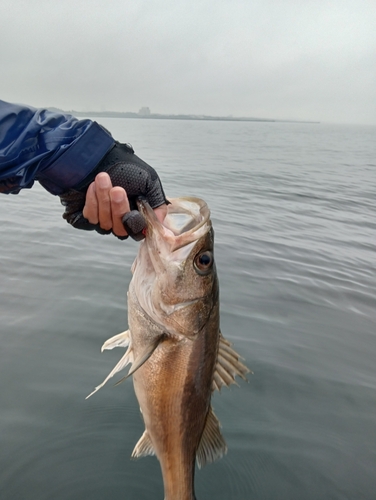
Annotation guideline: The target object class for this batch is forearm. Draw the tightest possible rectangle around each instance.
[0,100,114,195]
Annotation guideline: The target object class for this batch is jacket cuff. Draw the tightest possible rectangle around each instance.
[38,122,115,195]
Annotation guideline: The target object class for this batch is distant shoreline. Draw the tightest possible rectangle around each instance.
[48,108,320,124]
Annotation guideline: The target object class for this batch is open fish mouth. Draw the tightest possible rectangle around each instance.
[131,196,216,338]
[137,196,211,254]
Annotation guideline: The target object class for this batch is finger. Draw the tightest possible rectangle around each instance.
[83,182,99,224]
[96,172,113,231]
[154,203,168,223]
[110,187,130,237]
[122,211,147,241]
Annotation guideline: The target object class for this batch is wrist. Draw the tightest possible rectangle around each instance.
[37,122,115,195]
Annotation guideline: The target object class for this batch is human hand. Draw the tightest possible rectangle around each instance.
[59,142,168,240]
[83,173,167,238]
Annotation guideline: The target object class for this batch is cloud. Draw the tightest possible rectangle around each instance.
[1,0,375,124]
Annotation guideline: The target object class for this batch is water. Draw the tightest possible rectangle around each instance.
[1,119,375,499]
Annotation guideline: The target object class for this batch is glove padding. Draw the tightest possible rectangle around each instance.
[60,142,168,240]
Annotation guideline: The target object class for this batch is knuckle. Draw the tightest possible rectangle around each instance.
[114,228,128,238]
[100,222,112,231]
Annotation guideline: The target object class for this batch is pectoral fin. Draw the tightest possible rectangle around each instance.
[101,330,131,351]
[196,406,227,468]
[86,330,133,399]
[114,335,164,386]
[87,333,163,398]
[131,430,155,459]
[212,333,250,392]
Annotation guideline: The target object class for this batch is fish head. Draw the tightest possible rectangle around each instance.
[132,197,218,338]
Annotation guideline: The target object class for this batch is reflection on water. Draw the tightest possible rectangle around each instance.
[1,120,375,499]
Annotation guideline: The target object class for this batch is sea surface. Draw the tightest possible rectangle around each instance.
[1,118,375,500]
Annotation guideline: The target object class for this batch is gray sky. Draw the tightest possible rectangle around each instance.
[1,0,375,124]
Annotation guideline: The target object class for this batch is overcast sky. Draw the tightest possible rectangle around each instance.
[1,0,375,124]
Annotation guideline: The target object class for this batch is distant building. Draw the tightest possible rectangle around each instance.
[138,107,151,116]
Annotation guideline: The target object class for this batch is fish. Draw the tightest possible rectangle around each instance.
[87,197,249,500]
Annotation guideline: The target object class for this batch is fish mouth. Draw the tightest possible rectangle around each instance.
[137,197,211,253]
[133,197,215,337]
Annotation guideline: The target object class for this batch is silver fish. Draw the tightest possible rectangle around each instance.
[87,197,249,500]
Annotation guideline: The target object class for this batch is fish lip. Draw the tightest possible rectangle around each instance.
[137,198,165,233]
[137,197,156,220]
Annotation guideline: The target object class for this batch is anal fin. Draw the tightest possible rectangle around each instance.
[131,430,155,459]
[196,406,227,469]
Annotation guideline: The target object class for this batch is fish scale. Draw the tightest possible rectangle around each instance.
[87,197,249,499]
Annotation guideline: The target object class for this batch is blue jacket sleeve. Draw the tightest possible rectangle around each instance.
[0,100,115,195]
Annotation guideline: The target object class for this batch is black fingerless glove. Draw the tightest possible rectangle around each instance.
[59,142,168,240]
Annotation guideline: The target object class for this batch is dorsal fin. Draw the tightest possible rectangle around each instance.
[131,430,155,459]
[212,333,250,392]
[196,406,227,469]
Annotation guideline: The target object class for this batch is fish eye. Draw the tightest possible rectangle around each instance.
[194,251,214,275]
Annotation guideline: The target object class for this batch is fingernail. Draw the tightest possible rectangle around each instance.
[110,188,125,203]
[97,173,111,188]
